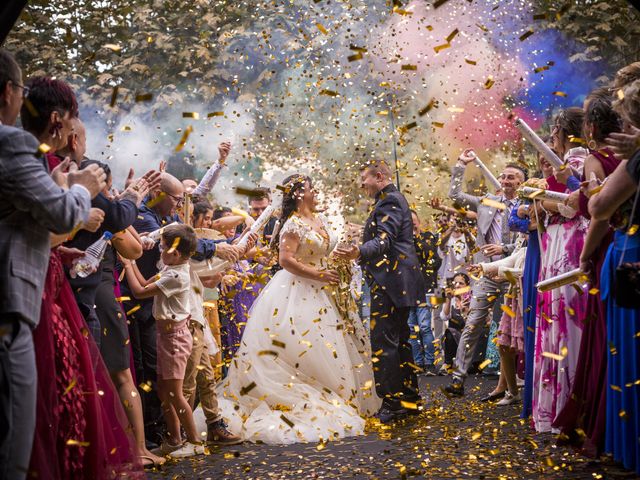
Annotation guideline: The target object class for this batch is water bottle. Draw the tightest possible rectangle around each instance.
[71,231,113,278]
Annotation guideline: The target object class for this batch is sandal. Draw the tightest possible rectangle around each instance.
[140,455,166,469]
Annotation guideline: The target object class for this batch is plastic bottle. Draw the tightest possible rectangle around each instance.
[71,231,113,278]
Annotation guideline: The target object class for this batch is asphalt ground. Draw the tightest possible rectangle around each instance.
[147,374,639,480]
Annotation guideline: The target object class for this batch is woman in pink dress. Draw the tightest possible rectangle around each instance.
[532,107,589,433]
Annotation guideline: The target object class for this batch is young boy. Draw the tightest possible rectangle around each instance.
[122,224,204,458]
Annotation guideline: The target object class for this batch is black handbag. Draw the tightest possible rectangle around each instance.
[615,184,640,309]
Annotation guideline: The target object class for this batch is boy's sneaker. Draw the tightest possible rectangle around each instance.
[168,441,205,458]
[207,419,242,445]
[151,441,183,457]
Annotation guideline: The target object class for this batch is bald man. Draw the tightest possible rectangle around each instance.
[57,117,86,166]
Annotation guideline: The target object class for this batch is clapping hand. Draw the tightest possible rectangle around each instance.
[119,170,162,206]
[67,163,107,199]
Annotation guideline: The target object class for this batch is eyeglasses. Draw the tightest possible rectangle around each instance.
[165,192,184,206]
[12,81,30,99]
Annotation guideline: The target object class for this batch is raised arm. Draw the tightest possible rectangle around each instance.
[192,142,230,196]
[449,160,480,212]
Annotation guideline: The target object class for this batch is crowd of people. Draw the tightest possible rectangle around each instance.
[1,44,640,480]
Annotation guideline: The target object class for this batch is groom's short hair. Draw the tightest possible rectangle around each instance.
[361,160,392,180]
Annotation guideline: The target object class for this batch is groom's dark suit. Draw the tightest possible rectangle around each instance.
[358,183,425,411]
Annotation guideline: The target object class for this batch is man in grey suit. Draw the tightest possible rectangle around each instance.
[0,50,105,480]
[442,149,525,398]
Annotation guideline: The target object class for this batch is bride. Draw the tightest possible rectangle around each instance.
[216,174,381,444]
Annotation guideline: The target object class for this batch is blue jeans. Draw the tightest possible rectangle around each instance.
[407,305,435,367]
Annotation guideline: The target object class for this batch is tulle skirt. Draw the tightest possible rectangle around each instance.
[216,269,381,445]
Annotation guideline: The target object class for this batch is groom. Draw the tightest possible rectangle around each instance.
[336,160,425,423]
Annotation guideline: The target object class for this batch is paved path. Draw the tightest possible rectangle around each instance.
[148,375,635,479]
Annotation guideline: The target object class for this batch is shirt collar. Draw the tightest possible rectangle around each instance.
[375,183,396,202]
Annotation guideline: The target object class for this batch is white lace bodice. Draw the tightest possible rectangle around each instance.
[279,214,336,267]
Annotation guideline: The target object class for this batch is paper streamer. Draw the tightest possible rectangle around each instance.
[146,222,180,243]
[515,118,564,169]
[518,187,569,203]
[535,268,586,292]
[469,151,501,191]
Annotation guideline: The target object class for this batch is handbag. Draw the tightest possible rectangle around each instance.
[615,183,640,309]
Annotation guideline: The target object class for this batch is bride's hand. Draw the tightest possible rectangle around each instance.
[317,269,339,284]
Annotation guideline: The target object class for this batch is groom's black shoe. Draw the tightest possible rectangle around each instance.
[374,407,408,424]
[441,378,464,398]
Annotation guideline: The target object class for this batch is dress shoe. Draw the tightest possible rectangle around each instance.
[440,379,464,398]
[374,407,408,424]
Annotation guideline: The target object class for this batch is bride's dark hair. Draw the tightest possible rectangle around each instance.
[270,174,312,252]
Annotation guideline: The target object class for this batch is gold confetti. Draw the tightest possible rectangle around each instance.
[465,58,477,65]
[316,23,328,34]
[400,400,418,410]
[240,382,257,396]
[63,378,77,395]
[617,89,625,100]
[501,305,516,318]
[452,286,471,296]
[478,359,492,370]
[207,111,224,117]
[392,6,413,15]
[126,304,141,315]
[628,224,639,235]
[446,29,459,43]
[167,236,180,254]
[280,414,295,428]
[401,64,417,71]
[542,351,565,361]
[135,93,153,102]
[552,91,568,97]
[38,143,52,154]
[182,112,200,119]
[319,89,339,97]
[418,99,436,116]
[483,76,495,89]
[432,122,444,128]
[519,29,534,41]
[347,52,363,62]
[471,432,482,441]
[66,439,90,447]
[109,86,119,108]
[139,381,152,393]
[433,43,451,53]
[481,198,506,210]
[272,339,286,349]
[174,125,193,152]
[115,296,130,302]
[258,350,279,357]
[433,0,450,8]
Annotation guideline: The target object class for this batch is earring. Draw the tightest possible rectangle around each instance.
[587,137,597,150]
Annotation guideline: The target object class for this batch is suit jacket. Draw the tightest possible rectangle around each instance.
[358,184,425,308]
[0,125,91,327]
[448,164,516,264]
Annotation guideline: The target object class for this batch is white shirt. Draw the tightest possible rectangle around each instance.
[153,263,191,322]
[188,263,207,327]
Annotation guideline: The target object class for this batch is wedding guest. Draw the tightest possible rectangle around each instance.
[442,151,524,397]
[122,224,205,458]
[0,51,105,480]
[554,89,623,455]
[532,107,589,433]
[474,237,527,406]
[590,76,640,475]
[408,210,441,375]
[508,155,553,418]
[440,273,471,372]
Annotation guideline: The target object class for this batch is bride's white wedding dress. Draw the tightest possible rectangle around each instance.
[216,213,381,444]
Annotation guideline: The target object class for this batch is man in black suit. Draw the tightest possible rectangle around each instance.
[335,160,425,423]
